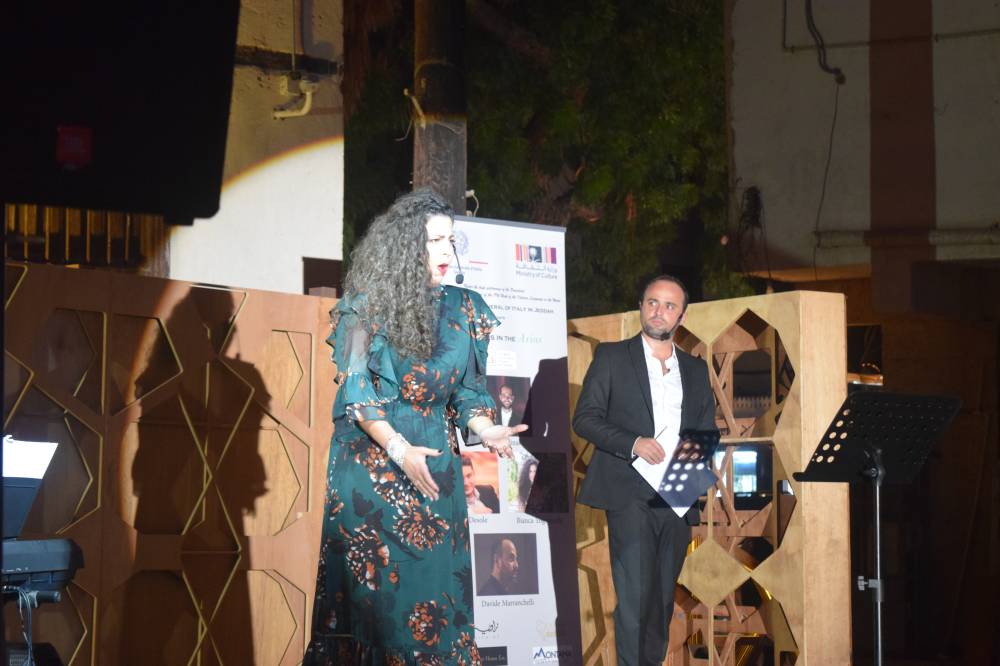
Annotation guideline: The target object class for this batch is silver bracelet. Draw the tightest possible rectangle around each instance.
[385,432,410,466]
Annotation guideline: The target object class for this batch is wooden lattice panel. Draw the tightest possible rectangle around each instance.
[569,291,850,665]
[3,261,336,665]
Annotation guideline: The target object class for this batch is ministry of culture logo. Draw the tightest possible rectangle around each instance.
[515,244,557,264]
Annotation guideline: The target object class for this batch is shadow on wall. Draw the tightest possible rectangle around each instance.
[117,287,268,665]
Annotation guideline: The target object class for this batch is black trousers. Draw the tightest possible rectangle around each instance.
[606,499,691,666]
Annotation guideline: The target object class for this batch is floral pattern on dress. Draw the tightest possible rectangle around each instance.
[341,522,390,591]
[413,654,445,666]
[374,473,420,510]
[394,504,449,550]
[327,489,344,518]
[408,600,449,647]
[449,631,481,666]
[401,365,447,417]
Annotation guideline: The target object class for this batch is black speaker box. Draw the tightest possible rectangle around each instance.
[1,1,240,220]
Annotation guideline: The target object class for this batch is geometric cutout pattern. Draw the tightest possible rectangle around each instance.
[189,285,243,355]
[217,426,301,537]
[119,413,209,535]
[31,308,105,414]
[679,538,750,608]
[710,309,796,438]
[32,307,94,392]
[4,350,32,420]
[674,326,707,360]
[750,540,804,638]
[285,330,313,425]
[182,483,242,556]
[101,571,201,666]
[706,440,794,569]
[213,571,298,666]
[734,536,775,570]
[182,552,242,627]
[3,261,337,664]
[64,582,98,665]
[258,329,309,420]
[682,312,803,663]
[6,387,98,535]
[759,596,800,662]
[5,262,27,307]
[108,314,181,413]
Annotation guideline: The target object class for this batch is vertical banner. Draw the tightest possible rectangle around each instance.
[448,216,581,665]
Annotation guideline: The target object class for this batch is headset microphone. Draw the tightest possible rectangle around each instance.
[452,242,465,285]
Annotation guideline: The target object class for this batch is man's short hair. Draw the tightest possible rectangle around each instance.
[491,536,513,562]
[461,456,474,470]
[639,274,690,312]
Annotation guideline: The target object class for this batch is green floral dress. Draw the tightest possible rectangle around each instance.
[305,286,499,666]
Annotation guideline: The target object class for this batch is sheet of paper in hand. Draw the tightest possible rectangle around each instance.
[632,429,721,517]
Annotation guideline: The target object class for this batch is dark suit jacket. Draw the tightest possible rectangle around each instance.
[475,485,500,514]
[478,574,508,596]
[573,334,717,512]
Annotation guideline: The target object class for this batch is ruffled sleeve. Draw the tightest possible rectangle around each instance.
[448,288,501,431]
[327,294,399,425]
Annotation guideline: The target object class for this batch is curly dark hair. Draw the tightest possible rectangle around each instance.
[344,188,454,359]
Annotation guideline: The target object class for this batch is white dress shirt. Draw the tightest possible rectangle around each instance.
[635,336,684,459]
[500,407,513,426]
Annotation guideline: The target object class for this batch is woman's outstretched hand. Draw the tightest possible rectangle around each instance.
[479,423,529,458]
[401,445,442,500]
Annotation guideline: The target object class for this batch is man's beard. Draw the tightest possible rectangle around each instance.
[642,322,674,341]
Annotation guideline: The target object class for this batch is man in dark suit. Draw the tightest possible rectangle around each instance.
[497,384,524,428]
[573,275,717,666]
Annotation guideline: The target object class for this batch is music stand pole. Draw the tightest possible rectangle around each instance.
[858,447,886,666]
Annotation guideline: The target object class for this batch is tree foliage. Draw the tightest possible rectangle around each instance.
[343,0,750,317]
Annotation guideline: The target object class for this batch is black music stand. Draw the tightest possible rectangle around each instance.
[650,429,721,512]
[793,392,960,666]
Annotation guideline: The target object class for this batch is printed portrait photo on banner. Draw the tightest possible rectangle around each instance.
[486,375,531,430]
[509,454,538,513]
[474,533,539,597]
[462,451,500,515]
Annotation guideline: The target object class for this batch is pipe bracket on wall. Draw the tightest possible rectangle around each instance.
[273,72,319,120]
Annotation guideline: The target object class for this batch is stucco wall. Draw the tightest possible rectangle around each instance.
[730,0,1000,273]
[169,0,344,294]
[731,0,871,273]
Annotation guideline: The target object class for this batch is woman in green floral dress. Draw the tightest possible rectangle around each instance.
[304,190,526,665]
